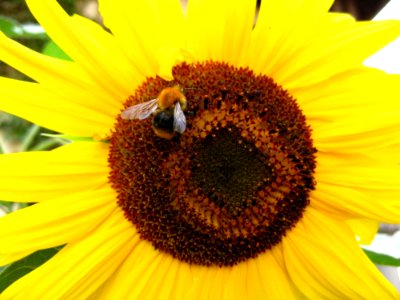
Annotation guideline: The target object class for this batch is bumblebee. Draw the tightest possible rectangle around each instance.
[121,86,187,139]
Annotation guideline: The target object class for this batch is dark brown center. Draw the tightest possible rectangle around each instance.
[108,61,317,266]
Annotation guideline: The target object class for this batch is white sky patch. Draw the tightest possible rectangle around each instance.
[363,233,400,258]
[364,0,400,73]
[21,23,45,34]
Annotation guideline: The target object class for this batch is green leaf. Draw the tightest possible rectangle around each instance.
[0,16,47,40]
[0,16,20,37]
[0,248,60,292]
[42,40,71,60]
[363,249,400,267]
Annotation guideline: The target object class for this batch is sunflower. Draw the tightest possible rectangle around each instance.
[1,0,400,298]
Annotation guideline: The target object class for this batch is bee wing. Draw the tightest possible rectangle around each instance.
[121,98,158,120]
[173,102,187,133]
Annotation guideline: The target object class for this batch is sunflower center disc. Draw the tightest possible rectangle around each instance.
[108,61,317,266]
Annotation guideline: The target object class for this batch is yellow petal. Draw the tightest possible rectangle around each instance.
[317,154,400,192]
[186,0,256,65]
[293,69,400,147]
[312,152,400,224]
[99,0,185,79]
[282,208,399,299]
[26,0,140,100]
[293,68,400,111]
[0,77,114,136]
[98,239,223,300]
[94,238,162,299]
[249,247,304,299]
[364,143,400,164]
[98,241,303,299]
[312,181,400,224]
[0,186,115,266]
[278,19,400,89]
[136,255,178,300]
[346,219,379,245]
[2,208,137,300]
[0,142,109,203]
[248,0,334,75]
[316,124,400,154]
[174,264,216,300]
[0,32,104,101]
